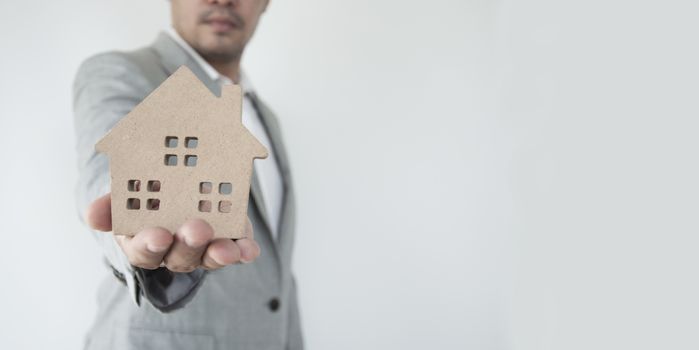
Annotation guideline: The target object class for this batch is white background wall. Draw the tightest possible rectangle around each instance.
[0,1,697,349]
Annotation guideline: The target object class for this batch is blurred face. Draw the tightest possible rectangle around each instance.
[171,0,269,63]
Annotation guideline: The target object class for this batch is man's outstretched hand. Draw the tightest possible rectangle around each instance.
[85,193,261,272]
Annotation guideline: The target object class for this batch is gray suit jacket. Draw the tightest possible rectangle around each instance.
[73,32,302,350]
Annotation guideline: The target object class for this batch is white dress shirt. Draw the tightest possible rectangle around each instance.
[167,28,284,239]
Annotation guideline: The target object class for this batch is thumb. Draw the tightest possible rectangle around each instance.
[85,193,112,232]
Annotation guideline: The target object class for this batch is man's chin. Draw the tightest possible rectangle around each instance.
[193,36,243,62]
[199,46,243,63]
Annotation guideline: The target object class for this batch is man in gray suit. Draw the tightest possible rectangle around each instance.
[73,0,302,348]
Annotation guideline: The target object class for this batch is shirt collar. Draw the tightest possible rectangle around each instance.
[165,27,254,92]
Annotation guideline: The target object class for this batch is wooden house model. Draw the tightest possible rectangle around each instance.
[96,66,268,239]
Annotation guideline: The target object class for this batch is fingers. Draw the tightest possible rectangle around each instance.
[116,227,174,269]
[232,218,260,263]
[85,193,112,231]
[163,219,214,272]
[235,237,261,264]
[202,238,242,269]
[112,216,259,272]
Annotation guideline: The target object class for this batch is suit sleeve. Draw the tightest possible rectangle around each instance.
[73,52,205,312]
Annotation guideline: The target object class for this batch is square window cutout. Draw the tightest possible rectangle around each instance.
[200,182,212,194]
[126,198,140,210]
[198,200,212,212]
[185,137,198,148]
[164,154,177,166]
[165,136,178,148]
[219,182,232,195]
[219,201,232,213]
[147,198,160,210]
[147,180,161,192]
[128,180,140,192]
[185,155,198,167]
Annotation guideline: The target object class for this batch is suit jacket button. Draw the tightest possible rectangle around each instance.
[268,298,280,312]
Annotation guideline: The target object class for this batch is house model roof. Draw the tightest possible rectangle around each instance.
[96,66,268,239]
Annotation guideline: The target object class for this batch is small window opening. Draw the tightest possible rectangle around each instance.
[164,154,177,166]
[146,198,160,210]
[198,200,212,212]
[218,200,232,213]
[185,155,198,167]
[219,182,232,195]
[147,180,161,192]
[165,136,178,148]
[185,137,198,148]
[128,180,140,192]
[200,182,212,194]
[126,198,140,210]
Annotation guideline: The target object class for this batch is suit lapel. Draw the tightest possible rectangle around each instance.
[246,92,292,179]
[245,93,295,259]
[249,168,271,235]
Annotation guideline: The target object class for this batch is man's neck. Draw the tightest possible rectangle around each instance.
[208,60,241,83]
[165,27,243,83]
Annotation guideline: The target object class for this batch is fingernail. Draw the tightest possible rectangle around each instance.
[147,243,169,253]
[240,258,252,264]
